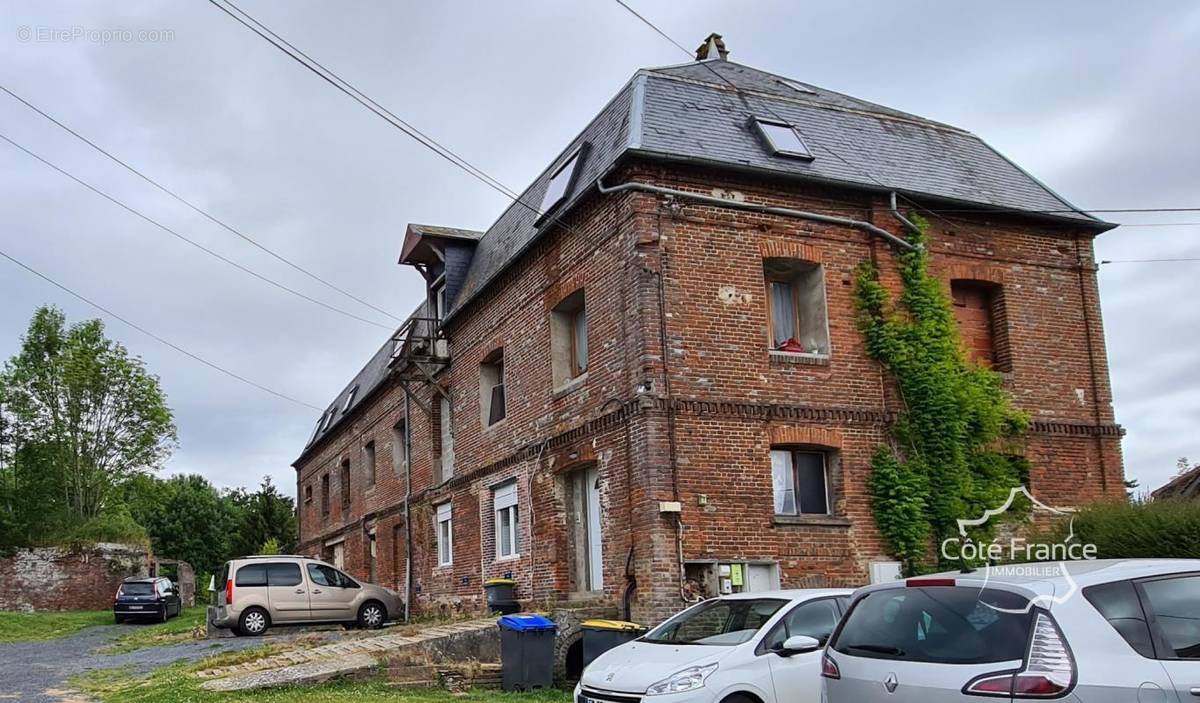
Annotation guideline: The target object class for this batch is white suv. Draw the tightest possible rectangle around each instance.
[822,559,1200,702]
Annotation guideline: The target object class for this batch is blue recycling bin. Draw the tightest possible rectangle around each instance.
[498,613,557,691]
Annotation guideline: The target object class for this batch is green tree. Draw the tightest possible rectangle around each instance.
[227,477,297,557]
[125,474,233,576]
[0,307,176,525]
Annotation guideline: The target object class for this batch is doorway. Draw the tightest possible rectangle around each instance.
[566,466,603,594]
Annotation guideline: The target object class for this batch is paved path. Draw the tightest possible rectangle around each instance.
[0,623,323,702]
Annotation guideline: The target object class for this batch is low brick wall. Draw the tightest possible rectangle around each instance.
[0,542,150,612]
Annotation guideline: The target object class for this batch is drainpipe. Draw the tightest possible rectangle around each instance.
[596,179,916,251]
[402,390,413,623]
[889,192,924,237]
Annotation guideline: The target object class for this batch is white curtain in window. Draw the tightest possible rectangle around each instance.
[771,281,796,347]
[494,481,519,558]
[771,449,796,514]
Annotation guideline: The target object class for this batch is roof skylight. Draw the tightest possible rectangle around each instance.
[778,78,817,95]
[342,386,359,413]
[754,118,814,160]
[538,146,585,219]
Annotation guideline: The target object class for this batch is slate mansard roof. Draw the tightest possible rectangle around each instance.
[449,58,1111,322]
[296,56,1113,464]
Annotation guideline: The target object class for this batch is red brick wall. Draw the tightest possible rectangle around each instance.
[0,543,151,612]
[295,159,1124,623]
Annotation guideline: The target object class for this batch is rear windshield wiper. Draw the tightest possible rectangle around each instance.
[843,644,905,657]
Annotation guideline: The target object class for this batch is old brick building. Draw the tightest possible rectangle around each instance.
[294,39,1124,625]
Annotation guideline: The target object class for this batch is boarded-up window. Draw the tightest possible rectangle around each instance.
[951,280,1011,371]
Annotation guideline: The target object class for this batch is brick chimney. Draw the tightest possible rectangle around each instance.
[695,33,729,61]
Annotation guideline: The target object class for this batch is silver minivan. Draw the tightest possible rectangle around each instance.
[212,555,404,636]
[822,559,1200,702]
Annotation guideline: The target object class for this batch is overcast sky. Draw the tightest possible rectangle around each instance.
[1,1,1197,499]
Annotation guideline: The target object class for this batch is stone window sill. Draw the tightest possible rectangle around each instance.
[493,554,521,564]
[774,514,851,528]
[770,351,831,367]
[552,372,589,399]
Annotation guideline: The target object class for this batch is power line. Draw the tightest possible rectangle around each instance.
[0,131,392,331]
[0,247,323,411]
[207,0,525,205]
[0,84,404,323]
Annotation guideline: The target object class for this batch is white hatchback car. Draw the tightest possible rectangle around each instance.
[576,589,852,703]
[822,559,1200,702]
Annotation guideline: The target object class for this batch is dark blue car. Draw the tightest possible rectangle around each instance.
[113,576,182,624]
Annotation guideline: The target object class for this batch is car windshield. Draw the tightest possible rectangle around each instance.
[643,598,787,646]
[120,582,154,596]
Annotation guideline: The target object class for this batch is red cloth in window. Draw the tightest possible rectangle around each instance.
[777,337,805,353]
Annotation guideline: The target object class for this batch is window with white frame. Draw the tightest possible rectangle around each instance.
[435,502,453,566]
[771,448,832,516]
[493,480,520,559]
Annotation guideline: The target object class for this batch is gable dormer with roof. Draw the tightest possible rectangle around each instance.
[293,37,1124,634]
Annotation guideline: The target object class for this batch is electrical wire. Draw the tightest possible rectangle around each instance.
[0,84,404,323]
[207,0,525,205]
[0,131,393,331]
[0,247,323,411]
[1100,258,1200,264]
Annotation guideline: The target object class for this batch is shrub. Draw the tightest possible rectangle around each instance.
[1030,499,1200,559]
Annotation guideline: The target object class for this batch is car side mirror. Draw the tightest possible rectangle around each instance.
[777,635,822,657]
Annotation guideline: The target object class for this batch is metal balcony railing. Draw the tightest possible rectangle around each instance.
[389,316,449,367]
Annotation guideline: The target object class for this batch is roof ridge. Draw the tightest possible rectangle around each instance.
[643,67,970,136]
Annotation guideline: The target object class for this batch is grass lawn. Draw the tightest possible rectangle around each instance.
[79,655,573,703]
[103,606,209,653]
[0,609,112,643]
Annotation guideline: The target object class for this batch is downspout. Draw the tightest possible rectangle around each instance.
[596,179,917,251]
[889,191,924,237]
[1074,235,1109,493]
[402,390,413,623]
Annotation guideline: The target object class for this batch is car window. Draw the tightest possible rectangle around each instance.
[1084,580,1156,657]
[267,562,303,587]
[766,598,842,650]
[1141,575,1200,659]
[235,563,268,587]
[644,598,787,646]
[120,582,154,596]
[832,587,1031,664]
[307,563,356,588]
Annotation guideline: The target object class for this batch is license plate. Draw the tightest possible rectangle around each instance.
[128,605,143,610]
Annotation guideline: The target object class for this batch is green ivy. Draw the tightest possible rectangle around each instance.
[854,215,1030,574]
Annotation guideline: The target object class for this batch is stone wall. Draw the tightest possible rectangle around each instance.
[0,542,150,612]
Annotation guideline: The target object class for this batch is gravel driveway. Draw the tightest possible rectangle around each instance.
[0,623,326,702]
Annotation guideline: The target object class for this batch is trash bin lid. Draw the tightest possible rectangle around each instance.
[498,613,556,632]
[485,578,516,586]
[582,619,647,632]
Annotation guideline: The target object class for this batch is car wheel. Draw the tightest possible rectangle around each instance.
[238,607,270,636]
[357,601,386,630]
[722,694,757,703]
[160,606,168,623]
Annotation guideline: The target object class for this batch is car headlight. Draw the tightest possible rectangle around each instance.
[645,663,718,696]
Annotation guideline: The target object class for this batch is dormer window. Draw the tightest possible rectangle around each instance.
[430,275,447,323]
[342,386,358,414]
[754,118,814,160]
[538,145,586,219]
